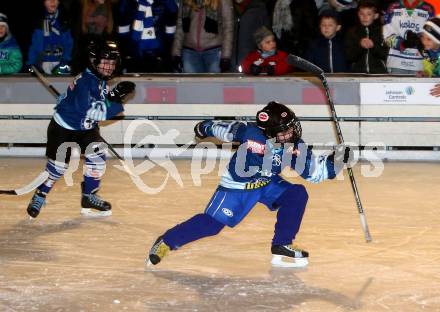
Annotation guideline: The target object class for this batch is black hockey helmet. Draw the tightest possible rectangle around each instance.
[256,101,302,143]
[87,37,121,80]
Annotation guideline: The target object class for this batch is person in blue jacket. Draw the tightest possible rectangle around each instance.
[26,38,135,218]
[147,101,352,268]
[26,0,73,75]
[117,0,178,73]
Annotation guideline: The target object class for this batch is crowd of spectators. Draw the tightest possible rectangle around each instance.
[0,0,438,76]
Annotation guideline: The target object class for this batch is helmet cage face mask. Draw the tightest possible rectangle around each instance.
[256,102,302,144]
[88,40,121,80]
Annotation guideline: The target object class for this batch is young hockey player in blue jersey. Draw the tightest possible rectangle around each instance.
[147,101,351,268]
[26,38,136,218]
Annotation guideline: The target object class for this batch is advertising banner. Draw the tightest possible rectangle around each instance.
[360,83,440,105]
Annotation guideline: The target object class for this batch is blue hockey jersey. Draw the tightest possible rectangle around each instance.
[202,120,340,190]
[53,69,124,130]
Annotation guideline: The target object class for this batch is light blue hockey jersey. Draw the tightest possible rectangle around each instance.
[203,120,341,190]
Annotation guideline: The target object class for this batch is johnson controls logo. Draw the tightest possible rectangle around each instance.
[405,86,415,96]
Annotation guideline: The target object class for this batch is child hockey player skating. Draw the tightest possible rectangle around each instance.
[26,38,135,218]
[147,101,351,268]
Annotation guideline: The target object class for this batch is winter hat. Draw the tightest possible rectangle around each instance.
[254,26,274,46]
[423,17,440,45]
[0,13,9,31]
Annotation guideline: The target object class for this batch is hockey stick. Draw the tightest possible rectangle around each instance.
[287,55,372,243]
[0,171,50,196]
[30,66,138,177]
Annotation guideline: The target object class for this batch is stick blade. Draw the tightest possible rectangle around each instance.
[0,190,18,195]
[287,54,324,76]
[0,172,49,196]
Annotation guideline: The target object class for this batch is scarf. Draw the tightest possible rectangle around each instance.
[44,10,61,36]
[260,49,276,59]
[272,0,293,39]
[131,0,158,50]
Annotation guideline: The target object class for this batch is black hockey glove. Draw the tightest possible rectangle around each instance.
[108,81,136,103]
[330,144,355,165]
[402,30,420,49]
[194,120,212,139]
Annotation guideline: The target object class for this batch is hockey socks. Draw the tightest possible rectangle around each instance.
[272,184,308,246]
[163,213,225,250]
[82,152,106,194]
[37,159,68,195]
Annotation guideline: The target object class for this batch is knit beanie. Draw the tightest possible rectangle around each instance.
[254,26,274,46]
[423,17,440,45]
[0,13,9,32]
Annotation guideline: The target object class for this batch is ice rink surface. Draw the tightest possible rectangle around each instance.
[0,158,439,311]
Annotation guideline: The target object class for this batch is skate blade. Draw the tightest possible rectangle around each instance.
[271,255,309,268]
[80,208,112,217]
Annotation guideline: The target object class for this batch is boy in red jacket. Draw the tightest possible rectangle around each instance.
[241,26,293,75]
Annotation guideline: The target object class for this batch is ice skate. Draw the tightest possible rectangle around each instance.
[26,191,46,218]
[271,244,309,268]
[80,183,112,217]
[146,236,170,266]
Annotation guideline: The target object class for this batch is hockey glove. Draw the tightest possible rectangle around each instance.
[402,30,420,49]
[330,144,355,165]
[194,120,213,139]
[108,81,136,103]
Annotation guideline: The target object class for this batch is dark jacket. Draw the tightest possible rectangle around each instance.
[276,0,319,58]
[345,21,388,74]
[234,0,270,66]
[305,33,348,73]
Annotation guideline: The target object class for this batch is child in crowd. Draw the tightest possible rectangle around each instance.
[383,0,435,75]
[345,0,388,74]
[305,10,348,73]
[419,17,440,77]
[0,13,22,74]
[27,0,73,75]
[241,26,293,75]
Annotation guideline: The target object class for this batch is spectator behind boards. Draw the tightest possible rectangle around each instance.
[241,26,293,75]
[345,0,388,74]
[0,13,22,74]
[305,10,348,73]
[171,0,234,73]
[383,0,434,75]
[117,0,178,73]
[26,0,73,75]
[418,17,440,77]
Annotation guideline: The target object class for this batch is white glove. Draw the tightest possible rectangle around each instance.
[253,58,264,66]
[86,101,107,121]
